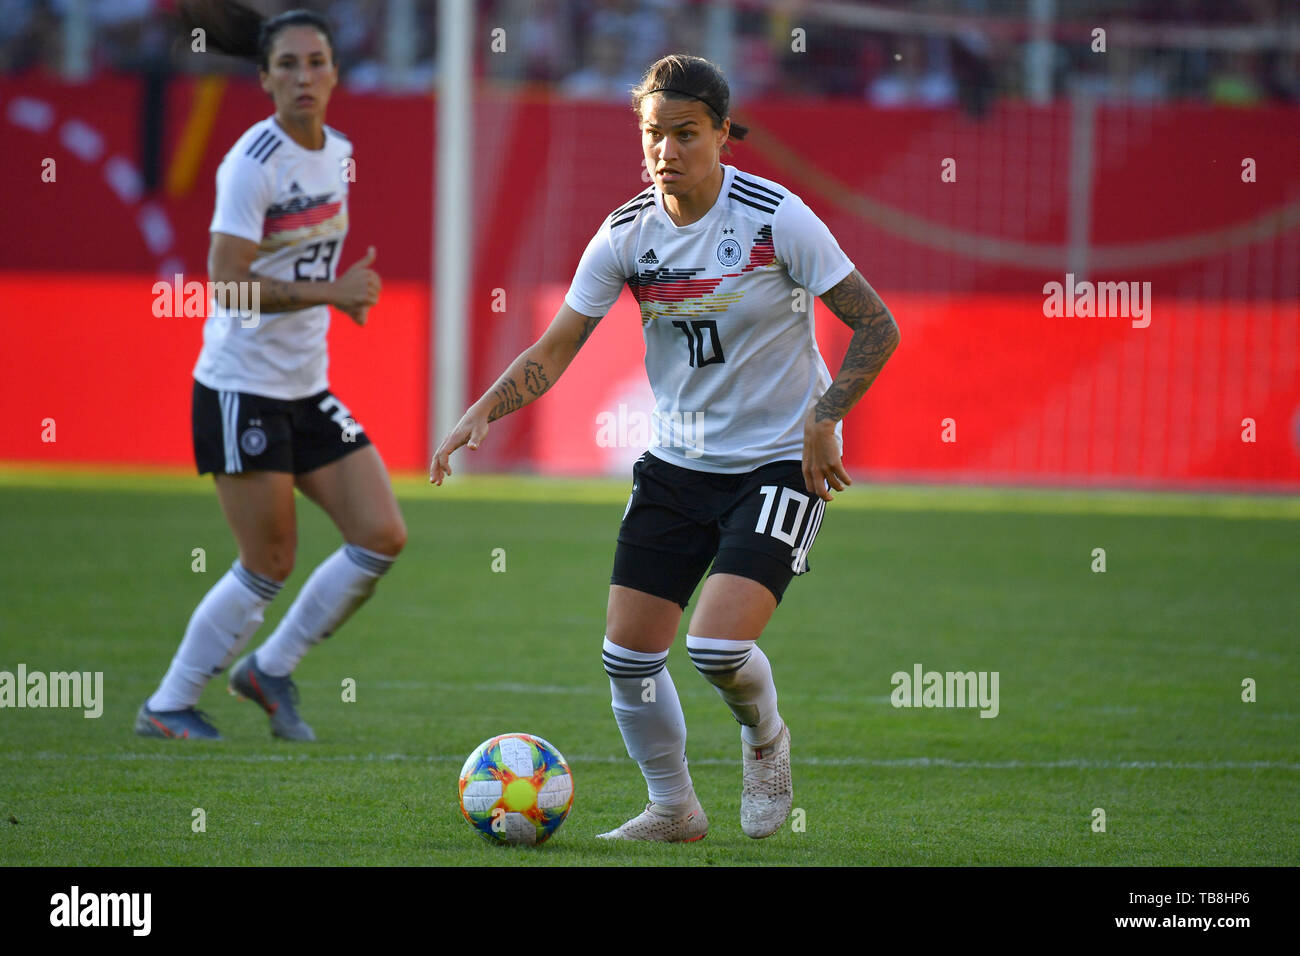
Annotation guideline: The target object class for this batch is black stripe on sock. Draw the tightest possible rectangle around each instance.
[603,664,666,679]
[603,649,667,667]
[693,660,749,675]
[602,655,666,672]
[602,650,666,679]
[345,544,395,576]
[231,562,281,600]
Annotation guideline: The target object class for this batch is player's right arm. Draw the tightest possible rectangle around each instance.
[429,303,602,484]
[208,143,379,322]
[208,233,380,321]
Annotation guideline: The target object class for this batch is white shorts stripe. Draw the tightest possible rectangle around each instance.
[221,390,241,474]
[793,497,825,573]
[221,391,231,473]
[219,391,230,472]
[231,392,242,473]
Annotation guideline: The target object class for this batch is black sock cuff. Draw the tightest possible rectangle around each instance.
[602,646,668,680]
[344,543,396,577]
[231,561,283,600]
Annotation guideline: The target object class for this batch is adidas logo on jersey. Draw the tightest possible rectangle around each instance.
[289,181,304,194]
[638,249,660,264]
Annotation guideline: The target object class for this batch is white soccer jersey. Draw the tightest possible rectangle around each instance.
[565,163,855,473]
[193,117,351,400]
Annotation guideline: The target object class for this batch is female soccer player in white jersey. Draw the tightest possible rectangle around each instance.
[432,54,899,839]
[135,3,406,741]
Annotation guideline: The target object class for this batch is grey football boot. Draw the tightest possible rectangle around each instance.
[228,654,316,741]
[134,700,222,740]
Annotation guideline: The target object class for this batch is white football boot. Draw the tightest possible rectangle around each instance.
[741,723,792,838]
[597,794,708,842]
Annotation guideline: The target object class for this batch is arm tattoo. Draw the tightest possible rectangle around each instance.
[523,359,550,397]
[814,270,900,423]
[486,379,523,422]
[820,273,887,328]
[255,278,303,311]
[575,314,601,350]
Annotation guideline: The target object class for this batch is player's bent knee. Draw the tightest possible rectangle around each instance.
[604,625,674,656]
[379,518,407,556]
[244,547,294,583]
[357,518,406,557]
[605,586,680,654]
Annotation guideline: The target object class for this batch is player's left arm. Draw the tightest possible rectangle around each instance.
[804,269,901,501]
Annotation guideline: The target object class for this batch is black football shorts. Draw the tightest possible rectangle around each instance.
[611,452,827,607]
[192,380,372,475]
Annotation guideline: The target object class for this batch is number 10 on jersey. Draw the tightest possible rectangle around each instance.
[671,319,726,367]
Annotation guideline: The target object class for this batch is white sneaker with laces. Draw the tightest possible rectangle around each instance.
[741,723,792,838]
[596,795,708,842]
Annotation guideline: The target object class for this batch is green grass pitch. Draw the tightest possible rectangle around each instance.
[1,467,1297,866]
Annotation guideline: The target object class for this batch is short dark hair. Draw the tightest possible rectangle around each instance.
[631,54,749,150]
[178,1,336,73]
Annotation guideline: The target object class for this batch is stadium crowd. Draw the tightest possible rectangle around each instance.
[0,0,1296,108]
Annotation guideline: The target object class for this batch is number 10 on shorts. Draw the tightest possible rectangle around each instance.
[754,485,809,545]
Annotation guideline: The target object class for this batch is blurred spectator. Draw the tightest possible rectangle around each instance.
[342,0,437,92]
[519,0,575,83]
[560,28,639,101]
[1208,51,1264,105]
[0,0,52,74]
[1261,49,1300,102]
[730,32,779,100]
[950,27,996,116]
[330,0,384,73]
[0,0,1293,111]
[584,0,673,71]
[868,34,958,108]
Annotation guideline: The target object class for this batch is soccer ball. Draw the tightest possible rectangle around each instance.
[457,733,574,846]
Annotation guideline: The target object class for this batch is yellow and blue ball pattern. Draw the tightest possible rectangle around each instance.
[457,733,574,846]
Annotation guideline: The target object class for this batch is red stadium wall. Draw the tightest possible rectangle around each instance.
[1,75,1297,487]
[1,272,428,471]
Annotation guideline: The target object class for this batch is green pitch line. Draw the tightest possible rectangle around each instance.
[1,463,1298,519]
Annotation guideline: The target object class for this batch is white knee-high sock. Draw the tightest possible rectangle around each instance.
[602,637,694,808]
[149,562,283,711]
[254,543,395,677]
[686,635,783,747]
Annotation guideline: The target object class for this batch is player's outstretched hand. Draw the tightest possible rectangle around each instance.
[430,411,491,485]
[802,411,851,502]
[334,246,381,313]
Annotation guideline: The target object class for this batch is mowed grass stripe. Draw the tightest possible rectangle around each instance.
[8,751,1299,771]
